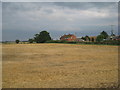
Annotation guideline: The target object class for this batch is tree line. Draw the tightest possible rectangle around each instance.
[15,30,120,45]
[15,31,51,44]
[81,31,109,42]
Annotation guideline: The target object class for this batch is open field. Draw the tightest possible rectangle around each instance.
[2,43,118,88]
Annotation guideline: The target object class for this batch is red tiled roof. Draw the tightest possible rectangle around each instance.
[60,34,75,38]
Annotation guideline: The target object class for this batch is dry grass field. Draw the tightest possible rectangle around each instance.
[2,43,118,88]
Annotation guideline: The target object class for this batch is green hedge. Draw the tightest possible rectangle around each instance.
[46,40,120,45]
[46,40,78,44]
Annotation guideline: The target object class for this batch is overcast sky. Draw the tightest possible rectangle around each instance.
[2,2,118,41]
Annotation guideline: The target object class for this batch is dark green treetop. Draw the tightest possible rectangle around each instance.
[34,31,51,43]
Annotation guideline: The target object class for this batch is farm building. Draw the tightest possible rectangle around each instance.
[60,34,77,41]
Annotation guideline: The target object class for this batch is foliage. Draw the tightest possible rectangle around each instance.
[28,39,34,43]
[15,40,20,44]
[96,34,104,42]
[100,31,109,39]
[81,35,90,41]
[34,31,51,43]
[46,39,120,45]
[46,40,68,43]
[96,31,109,42]
[81,37,86,41]
[102,40,120,45]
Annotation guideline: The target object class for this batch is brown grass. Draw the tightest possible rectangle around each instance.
[2,43,118,88]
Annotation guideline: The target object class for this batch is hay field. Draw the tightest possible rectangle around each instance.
[2,43,118,88]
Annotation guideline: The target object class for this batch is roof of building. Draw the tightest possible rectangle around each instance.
[60,34,76,38]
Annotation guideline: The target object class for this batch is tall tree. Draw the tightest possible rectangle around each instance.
[96,34,104,42]
[96,31,109,42]
[34,31,51,43]
[100,31,108,39]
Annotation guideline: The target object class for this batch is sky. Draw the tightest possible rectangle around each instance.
[2,2,118,41]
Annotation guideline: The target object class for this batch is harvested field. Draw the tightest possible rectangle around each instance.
[2,43,118,88]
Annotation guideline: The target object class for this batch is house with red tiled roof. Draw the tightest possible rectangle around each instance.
[60,34,76,41]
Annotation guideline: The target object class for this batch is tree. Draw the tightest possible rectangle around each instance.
[96,34,104,42]
[28,39,34,43]
[15,39,20,44]
[81,36,90,41]
[96,31,109,42]
[81,37,86,41]
[100,31,108,39]
[34,31,51,43]
[85,35,90,41]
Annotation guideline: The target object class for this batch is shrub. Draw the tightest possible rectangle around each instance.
[45,39,120,45]
[15,40,20,44]
[34,31,51,43]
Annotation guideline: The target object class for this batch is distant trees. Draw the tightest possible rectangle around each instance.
[15,40,20,44]
[34,31,51,43]
[81,37,86,41]
[80,31,109,42]
[85,35,90,41]
[28,39,34,43]
[81,35,90,41]
[96,34,104,42]
[27,31,52,43]
[96,31,108,42]
[100,31,108,39]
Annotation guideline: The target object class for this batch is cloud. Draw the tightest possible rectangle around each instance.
[54,2,118,10]
[2,2,118,41]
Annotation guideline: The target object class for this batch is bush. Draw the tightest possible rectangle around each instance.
[45,40,120,45]
[68,41,78,44]
[15,40,20,44]
[34,31,51,43]
[46,40,61,43]
[102,40,120,45]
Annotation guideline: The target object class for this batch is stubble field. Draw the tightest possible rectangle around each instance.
[2,43,118,88]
